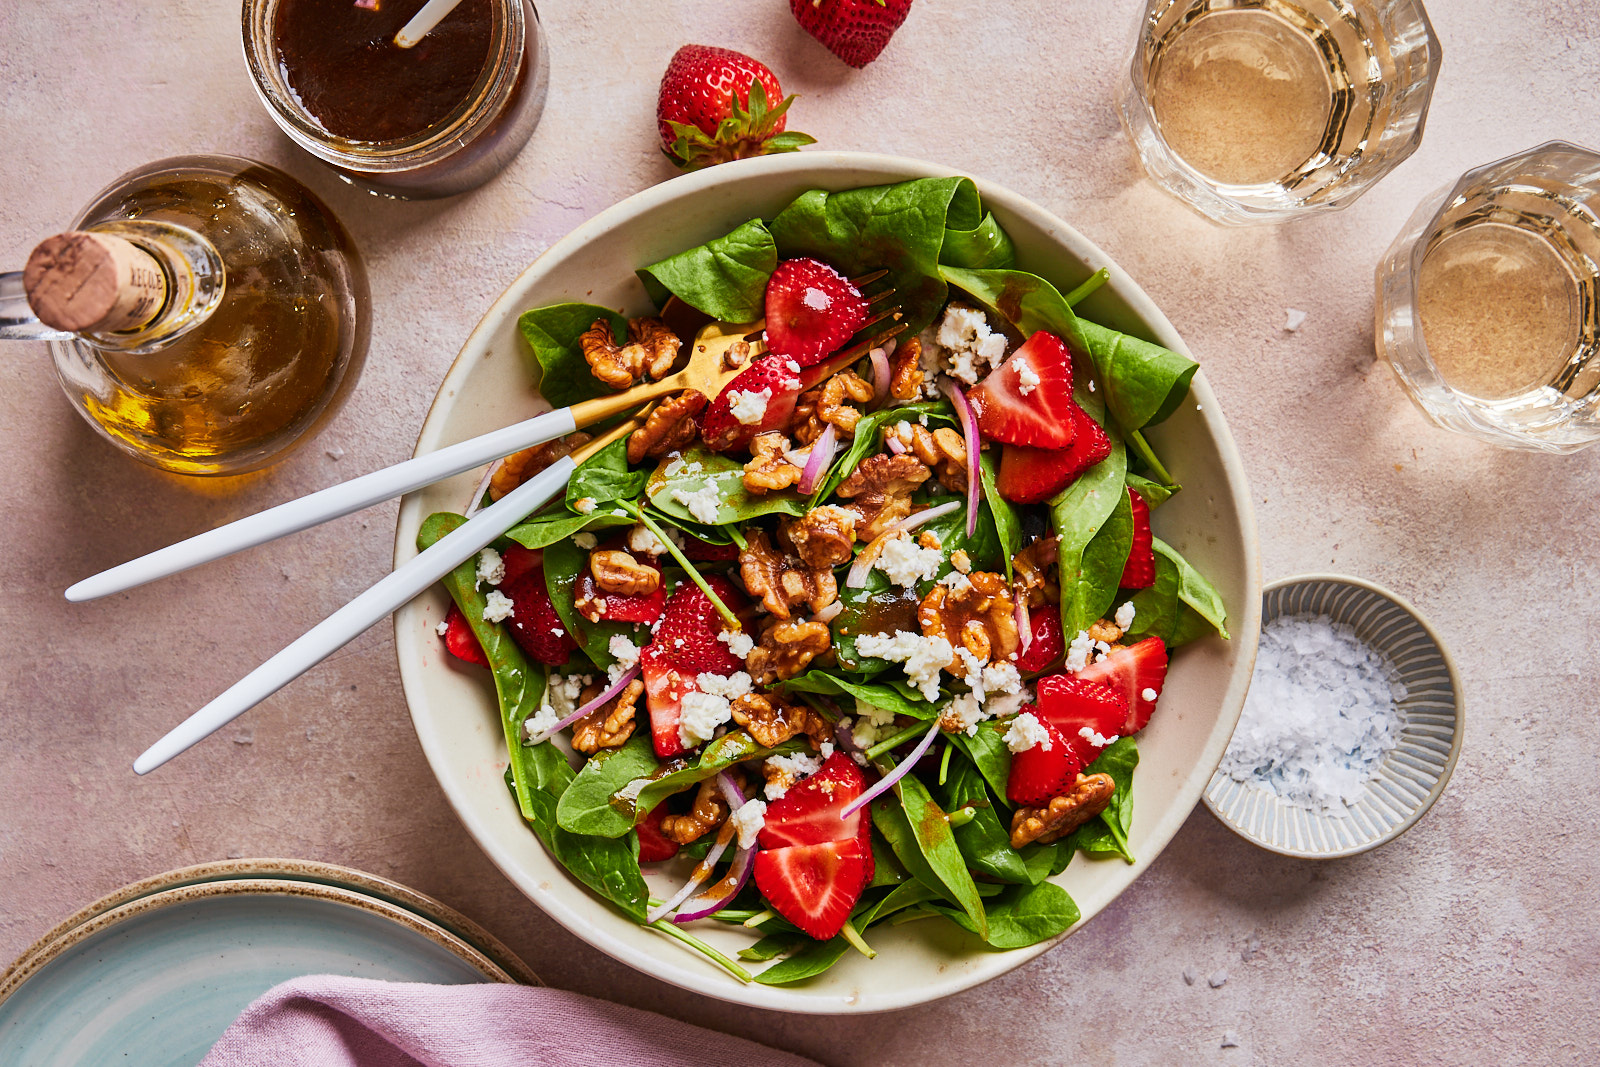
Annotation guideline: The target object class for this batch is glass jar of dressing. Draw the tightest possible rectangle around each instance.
[242,0,548,200]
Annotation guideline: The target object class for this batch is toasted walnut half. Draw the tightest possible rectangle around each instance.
[1009,773,1116,848]
[1087,618,1124,644]
[660,778,730,845]
[627,389,706,464]
[743,432,802,495]
[746,617,832,684]
[731,692,828,749]
[889,422,969,494]
[490,431,593,501]
[739,529,837,620]
[590,549,659,597]
[1013,535,1060,608]
[835,453,932,540]
[570,679,643,755]
[890,336,925,400]
[581,317,680,390]
[919,570,1020,670]
[783,505,858,570]
[791,369,876,443]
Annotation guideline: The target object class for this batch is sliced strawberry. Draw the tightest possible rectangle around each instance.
[700,356,803,452]
[996,403,1113,504]
[441,604,489,668]
[641,577,747,758]
[500,544,542,587]
[1014,607,1064,674]
[763,258,868,366]
[969,331,1077,449]
[1077,637,1168,734]
[635,803,680,864]
[1120,489,1156,590]
[757,753,870,849]
[753,835,872,940]
[1006,675,1128,806]
[499,566,577,666]
[679,533,740,561]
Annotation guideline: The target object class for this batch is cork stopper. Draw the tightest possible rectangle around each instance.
[23,231,168,334]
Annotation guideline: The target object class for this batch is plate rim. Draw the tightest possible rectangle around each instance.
[1202,571,1465,858]
[0,858,539,996]
[390,149,1263,1012]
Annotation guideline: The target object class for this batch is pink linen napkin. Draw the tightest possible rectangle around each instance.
[199,975,823,1067]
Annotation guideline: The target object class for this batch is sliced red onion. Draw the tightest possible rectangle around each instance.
[841,720,941,819]
[886,435,906,455]
[834,718,865,756]
[716,769,746,808]
[647,822,734,924]
[868,346,891,407]
[844,500,962,588]
[1016,599,1032,656]
[672,844,754,923]
[796,423,838,495]
[463,459,504,518]
[940,378,982,538]
[812,601,844,625]
[525,663,640,745]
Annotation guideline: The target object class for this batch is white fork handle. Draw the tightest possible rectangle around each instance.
[130,457,576,775]
[66,407,579,603]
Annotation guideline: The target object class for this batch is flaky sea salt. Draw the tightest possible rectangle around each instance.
[1220,614,1405,814]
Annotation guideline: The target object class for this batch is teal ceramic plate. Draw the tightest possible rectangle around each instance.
[0,863,535,1067]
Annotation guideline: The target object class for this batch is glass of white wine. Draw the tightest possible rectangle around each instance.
[1119,0,1442,225]
[1376,142,1600,454]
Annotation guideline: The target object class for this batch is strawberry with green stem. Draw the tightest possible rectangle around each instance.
[657,45,815,172]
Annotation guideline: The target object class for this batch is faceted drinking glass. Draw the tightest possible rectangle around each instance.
[1376,141,1600,454]
[1118,0,1442,225]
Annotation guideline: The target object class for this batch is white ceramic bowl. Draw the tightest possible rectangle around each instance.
[392,152,1262,1013]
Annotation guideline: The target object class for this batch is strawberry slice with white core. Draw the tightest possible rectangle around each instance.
[969,331,1077,449]
[641,577,746,758]
[757,753,870,849]
[1006,675,1128,806]
[763,257,868,366]
[700,356,803,452]
[1120,489,1156,590]
[1076,636,1168,734]
[753,834,873,940]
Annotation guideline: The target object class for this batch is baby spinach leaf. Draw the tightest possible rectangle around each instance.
[868,828,910,887]
[1063,267,1110,307]
[645,447,807,526]
[940,266,1198,431]
[927,880,1080,949]
[979,451,1022,581]
[770,177,982,337]
[881,771,989,941]
[630,732,805,825]
[813,401,953,502]
[1051,435,1128,635]
[517,303,622,407]
[555,733,660,837]
[740,932,806,962]
[941,210,1017,271]
[947,725,1012,804]
[780,670,940,721]
[505,509,632,551]
[637,218,776,323]
[1126,471,1176,510]
[830,566,911,675]
[567,437,648,509]
[936,758,1031,885]
[1125,537,1229,646]
[752,934,853,985]
[1017,841,1064,884]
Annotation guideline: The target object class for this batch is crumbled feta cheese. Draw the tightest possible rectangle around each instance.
[482,590,514,623]
[671,483,721,524]
[1087,379,1096,392]
[524,704,560,741]
[573,531,598,550]
[944,692,985,735]
[938,570,973,590]
[1004,712,1052,753]
[663,456,687,476]
[855,631,952,701]
[678,691,733,748]
[1115,601,1136,631]
[545,673,591,714]
[986,683,1033,719]
[616,777,649,805]
[728,387,772,426]
[628,524,666,557]
[696,671,753,700]
[1141,687,1159,703]
[1015,357,1040,396]
[573,497,597,515]
[1078,726,1118,749]
[933,304,1010,385]
[435,619,449,637]
[1094,640,1112,655]
[859,703,896,728]
[820,741,835,759]
[764,750,824,799]
[607,635,642,683]
[475,547,505,587]
[954,647,986,692]
[717,629,755,658]
[729,798,768,848]
[875,534,943,588]
[785,359,801,374]
[1066,629,1094,672]
[982,661,1022,697]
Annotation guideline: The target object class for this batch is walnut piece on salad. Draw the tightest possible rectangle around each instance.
[570,679,642,755]
[628,389,705,464]
[746,616,832,684]
[1009,773,1117,848]
[660,777,731,845]
[581,316,679,389]
[590,549,659,597]
[731,692,828,749]
[490,431,592,501]
[742,431,802,494]
[919,570,1019,671]
[739,530,837,619]
[834,452,931,539]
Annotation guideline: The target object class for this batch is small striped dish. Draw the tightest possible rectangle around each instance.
[1203,574,1463,858]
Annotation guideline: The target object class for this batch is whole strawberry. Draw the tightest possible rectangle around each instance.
[657,45,815,171]
[791,0,914,68]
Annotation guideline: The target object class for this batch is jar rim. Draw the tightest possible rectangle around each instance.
[240,0,525,175]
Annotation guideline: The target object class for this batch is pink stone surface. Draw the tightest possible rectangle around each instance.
[2,1,1598,1063]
